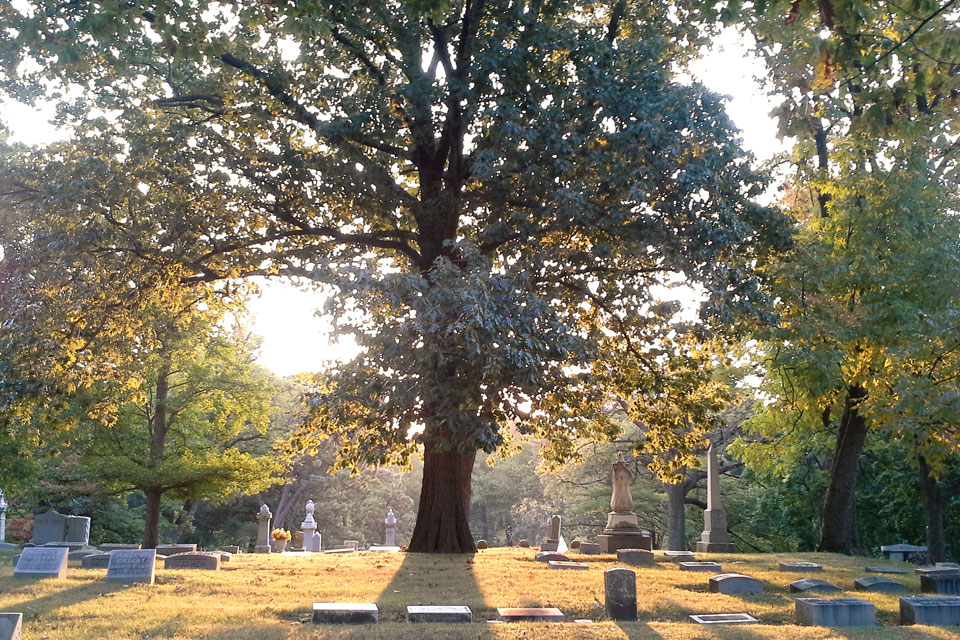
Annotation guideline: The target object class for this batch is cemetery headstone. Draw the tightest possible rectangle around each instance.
[155,544,196,556]
[68,549,98,561]
[780,561,822,572]
[708,573,764,594]
[0,489,15,550]
[854,576,908,593]
[696,445,737,552]
[900,596,960,626]
[535,551,570,563]
[916,566,960,577]
[518,539,530,548]
[795,597,875,627]
[599,452,652,553]
[921,574,960,595]
[98,543,141,552]
[406,605,472,623]
[301,500,318,552]
[617,549,654,566]
[790,578,843,594]
[497,608,564,622]
[290,531,305,552]
[679,561,721,572]
[107,549,156,584]
[312,603,378,624]
[689,613,758,625]
[81,553,111,569]
[164,552,221,570]
[311,531,322,552]
[604,568,637,621]
[31,511,66,545]
[0,613,21,640]
[866,566,907,574]
[540,542,559,552]
[220,546,241,554]
[548,560,589,570]
[255,504,272,553]
[384,508,397,546]
[570,539,581,550]
[663,550,695,563]
[476,539,488,549]
[579,542,600,554]
[14,546,68,579]
[343,539,359,550]
[881,543,927,562]
[64,516,90,545]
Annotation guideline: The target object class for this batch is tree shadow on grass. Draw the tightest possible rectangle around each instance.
[0,578,121,625]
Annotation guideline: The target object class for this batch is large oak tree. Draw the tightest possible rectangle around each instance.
[0,0,786,551]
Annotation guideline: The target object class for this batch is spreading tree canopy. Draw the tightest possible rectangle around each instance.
[0,0,787,552]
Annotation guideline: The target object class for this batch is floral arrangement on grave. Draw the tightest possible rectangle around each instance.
[271,528,291,541]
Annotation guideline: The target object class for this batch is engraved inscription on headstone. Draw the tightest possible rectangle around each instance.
[107,549,156,584]
[14,546,68,579]
[164,552,221,570]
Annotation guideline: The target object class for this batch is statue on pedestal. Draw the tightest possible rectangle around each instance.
[598,451,651,553]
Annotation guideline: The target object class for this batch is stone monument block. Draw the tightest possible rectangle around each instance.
[540,542,558,552]
[900,596,960,626]
[579,542,600,554]
[164,552,221,570]
[549,515,561,541]
[779,561,822,572]
[64,516,90,545]
[497,607,564,622]
[663,550,695,562]
[384,507,397,547]
[14,546,68,579]
[916,566,960,577]
[881,544,926,562]
[679,561,721,572]
[790,578,843,594]
[220,546,241,554]
[107,549,156,584]
[854,576,908,593]
[406,605,472,623]
[343,539,359,550]
[548,560,589,570]
[605,567,637,621]
[921,574,960,595]
[255,504,272,553]
[866,566,907,574]
[81,553,111,569]
[0,613,21,640]
[696,445,737,553]
[617,549,654,566]
[31,511,66,545]
[68,549,98,561]
[708,573,764,594]
[795,598,875,627]
[312,603,378,624]
[155,544,196,556]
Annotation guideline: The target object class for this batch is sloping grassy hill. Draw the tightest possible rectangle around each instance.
[0,548,956,639]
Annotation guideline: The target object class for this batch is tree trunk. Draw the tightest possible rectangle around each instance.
[818,385,868,554]
[919,456,947,563]
[665,481,687,551]
[408,447,477,553]
[143,487,163,549]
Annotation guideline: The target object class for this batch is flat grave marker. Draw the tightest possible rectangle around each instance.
[866,566,908,574]
[708,573,764,594]
[312,603,378,624]
[854,576,908,593]
[689,613,758,625]
[107,549,156,584]
[155,544,196,556]
[780,561,822,572]
[679,561,721,572]
[535,551,569,563]
[14,546,68,579]
[548,560,589,570]
[0,613,22,640]
[497,607,564,622]
[406,605,472,623]
[795,597,875,627]
[662,550,695,563]
[790,578,843,594]
[900,596,960,626]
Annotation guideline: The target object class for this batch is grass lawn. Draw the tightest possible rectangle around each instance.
[0,548,957,639]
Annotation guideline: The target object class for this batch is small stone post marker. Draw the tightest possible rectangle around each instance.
[384,507,397,546]
[605,568,637,621]
[255,504,273,554]
[696,445,737,553]
[301,500,318,552]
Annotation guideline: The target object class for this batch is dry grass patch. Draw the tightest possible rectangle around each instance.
[0,548,955,639]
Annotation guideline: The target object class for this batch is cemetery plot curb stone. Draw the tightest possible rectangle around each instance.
[605,568,637,622]
[708,573,764,594]
[679,562,721,572]
[497,608,564,622]
[663,550,695,562]
[921,574,960,595]
[14,547,68,579]
[548,561,589,570]
[854,576,908,593]
[617,549,654,566]
[900,596,960,626]
[779,561,822,572]
[795,598,875,627]
[0,613,21,640]
[312,603,378,624]
[107,549,156,585]
[155,544,197,556]
[164,552,221,570]
[689,613,758,625]
[866,566,908,574]
[81,553,111,569]
[579,542,600,554]
[406,606,472,623]
[790,579,843,594]
[535,552,570,562]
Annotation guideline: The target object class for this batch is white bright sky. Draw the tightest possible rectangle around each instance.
[2,28,782,377]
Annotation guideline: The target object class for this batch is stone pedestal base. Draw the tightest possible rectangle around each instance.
[254,545,272,554]
[696,541,738,553]
[599,533,651,554]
